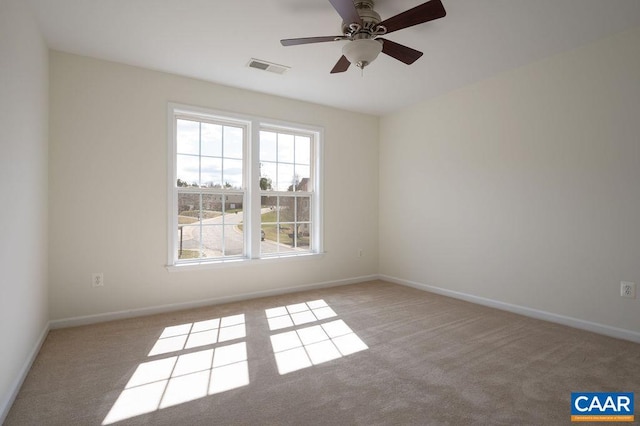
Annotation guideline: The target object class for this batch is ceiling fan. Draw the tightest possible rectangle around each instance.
[280,0,446,73]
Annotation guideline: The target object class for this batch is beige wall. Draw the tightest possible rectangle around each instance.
[49,51,379,320]
[379,26,640,334]
[0,0,49,419]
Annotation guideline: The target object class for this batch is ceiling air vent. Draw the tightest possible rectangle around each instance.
[247,58,290,75]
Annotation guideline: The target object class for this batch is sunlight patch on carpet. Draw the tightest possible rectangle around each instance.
[148,314,246,356]
[103,315,249,425]
[267,300,368,375]
[266,299,337,330]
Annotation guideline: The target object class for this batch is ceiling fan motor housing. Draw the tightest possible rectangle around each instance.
[341,0,384,39]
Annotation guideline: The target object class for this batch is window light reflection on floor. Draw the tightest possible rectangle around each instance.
[266,300,368,375]
[148,314,246,356]
[102,315,248,425]
[266,299,337,331]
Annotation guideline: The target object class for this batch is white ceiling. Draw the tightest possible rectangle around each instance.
[27,0,640,116]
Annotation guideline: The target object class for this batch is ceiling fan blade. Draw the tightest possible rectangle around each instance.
[330,55,351,73]
[328,0,362,25]
[378,0,446,34]
[280,36,346,46]
[379,38,423,64]
[281,36,346,46]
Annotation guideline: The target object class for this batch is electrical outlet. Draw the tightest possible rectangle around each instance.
[620,281,635,299]
[92,273,104,287]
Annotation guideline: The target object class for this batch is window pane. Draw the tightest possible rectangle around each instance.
[259,176,274,191]
[278,134,294,163]
[201,123,222,157]
[295,136,311,165]
[178,193,201,221]
[261,196,277,219]
[202,194,223,218]
[224,225,243,256]
[177,155,199,187]
[219,196,244,255]
[224,126,243,159]
[294,166,310,191]
[279,196,295,222]
[296,197,311,222]
[260,197,277,254]
[177,119,200,155]
[277,163,295,191]
[260,131,277,162]
[260,233,277,255]
[224,194,243,214]
[294,223,310,249]
[278,234,297,254]
[260,162,276,191]
[178,193,200,211]
[201,157,222,188]
[223,159,243,189]
[201,225,222,257]
[177,225,202,259]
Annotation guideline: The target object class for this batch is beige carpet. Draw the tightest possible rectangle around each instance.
[6,280,640,425]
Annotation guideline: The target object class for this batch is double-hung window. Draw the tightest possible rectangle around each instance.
[168,104,322,268]
[173,115,246,261]
[259,128,313,256]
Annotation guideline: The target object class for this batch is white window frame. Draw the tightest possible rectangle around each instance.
[167,103,324,270]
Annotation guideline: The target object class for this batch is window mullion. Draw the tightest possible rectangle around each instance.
[249,120,261,258]
[294,193,298,249]
[198,122,202,188]
[198,193,204,258]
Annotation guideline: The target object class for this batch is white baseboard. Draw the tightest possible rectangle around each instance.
[0,321,50,424]
[380,274,640,344]
[50,274,379,329]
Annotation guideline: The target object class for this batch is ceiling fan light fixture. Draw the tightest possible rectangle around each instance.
[342,39,382,69]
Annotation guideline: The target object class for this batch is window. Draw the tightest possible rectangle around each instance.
[259,129,313,256]
[168,104,322,267]
[174,117,246,261]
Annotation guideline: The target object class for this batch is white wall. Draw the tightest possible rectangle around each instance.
[380,26,640,334]
[0,0,49,419]
[49,51,379,321]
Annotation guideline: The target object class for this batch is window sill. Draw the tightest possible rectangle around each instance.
[166,252,326,272]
